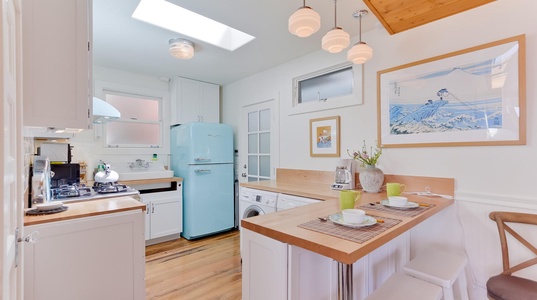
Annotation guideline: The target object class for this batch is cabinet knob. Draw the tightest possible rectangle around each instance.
[18,231,39,244]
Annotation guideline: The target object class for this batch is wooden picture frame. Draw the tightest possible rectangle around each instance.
[377,35,526,148]
[310,116,340,157]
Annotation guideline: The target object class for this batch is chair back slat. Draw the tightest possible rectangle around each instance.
[489,211,537,275]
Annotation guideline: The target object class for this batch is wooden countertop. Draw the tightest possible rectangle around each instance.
[24,196,146,226]
[240,169,454,265]
[241,180,340,201]
[88,177,183,186]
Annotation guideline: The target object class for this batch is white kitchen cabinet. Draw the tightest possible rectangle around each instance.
[22,0,91,130]
[242,228,288,300]
[243,227,409,300]
[288,232,410,300]
[24,210,145,300]
[139,182,183,244]
[171,77,220,124]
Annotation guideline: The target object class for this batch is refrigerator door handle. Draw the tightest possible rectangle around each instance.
[194,157,211,162]
[194,169,212,173]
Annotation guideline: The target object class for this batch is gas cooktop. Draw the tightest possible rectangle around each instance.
[51,182,140,203]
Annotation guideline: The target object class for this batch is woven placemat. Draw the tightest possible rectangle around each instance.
[298,215,402,244]
[359,203,435,218]
[26,206,68,215]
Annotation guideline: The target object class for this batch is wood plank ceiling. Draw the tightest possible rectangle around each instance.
[362,0,496,35]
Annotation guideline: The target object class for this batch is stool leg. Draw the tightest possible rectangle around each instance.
[456,269,469,300]
[443,287,455,300]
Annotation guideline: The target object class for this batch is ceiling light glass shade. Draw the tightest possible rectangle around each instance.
[288,6,321,37]
[321,27,350,53]
[347,42,373,64]
[169,38,194,59]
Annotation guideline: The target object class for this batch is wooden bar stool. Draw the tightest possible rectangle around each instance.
[403,247,469,300]
[365,273,443,300]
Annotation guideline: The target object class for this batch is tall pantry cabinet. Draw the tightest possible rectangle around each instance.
[170,77,220,124]
[22,0,92,130]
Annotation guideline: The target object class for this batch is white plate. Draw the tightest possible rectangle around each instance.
[381,200,419,209]
[329,213,377,228]
[35,201,64,211]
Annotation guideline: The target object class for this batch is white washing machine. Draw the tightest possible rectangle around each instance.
[277,193,321,211]
[239,187,277,228]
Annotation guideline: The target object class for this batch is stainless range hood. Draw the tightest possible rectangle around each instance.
[92,97,121,124]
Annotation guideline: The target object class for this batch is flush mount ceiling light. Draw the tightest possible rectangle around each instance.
[288,0,321,38]
[347,10,373,64]
[169,38,195,59]
[321,0,350,53]
[133,0,255,51]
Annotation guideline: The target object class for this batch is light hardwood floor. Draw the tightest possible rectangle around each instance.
[145,230,242,300]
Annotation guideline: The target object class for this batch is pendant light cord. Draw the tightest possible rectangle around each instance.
[334,0,338,28]
[358,12,362,42]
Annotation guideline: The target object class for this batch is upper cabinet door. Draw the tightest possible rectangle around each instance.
[170,77,220,125]
[22,0,91,130]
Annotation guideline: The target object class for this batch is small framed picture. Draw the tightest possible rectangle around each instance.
[310,116,340,157]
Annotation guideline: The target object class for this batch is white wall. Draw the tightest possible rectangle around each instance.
[69,65,172,179]
[222,1,537,298]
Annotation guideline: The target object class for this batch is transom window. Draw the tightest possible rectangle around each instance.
[291,62,363,115]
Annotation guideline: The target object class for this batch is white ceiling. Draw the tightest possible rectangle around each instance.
[93,0,380,85]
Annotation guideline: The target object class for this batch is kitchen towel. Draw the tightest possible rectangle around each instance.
[298,215,402,244]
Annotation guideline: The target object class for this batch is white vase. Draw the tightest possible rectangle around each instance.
[359,165,384,193]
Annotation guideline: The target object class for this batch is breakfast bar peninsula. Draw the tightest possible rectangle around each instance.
[240,169,455,300]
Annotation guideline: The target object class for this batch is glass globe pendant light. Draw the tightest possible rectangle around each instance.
[288,0,321,38]
[347,10,373,64]
[321,0,349,53]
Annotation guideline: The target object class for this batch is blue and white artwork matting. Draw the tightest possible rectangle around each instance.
[378,35,526,148]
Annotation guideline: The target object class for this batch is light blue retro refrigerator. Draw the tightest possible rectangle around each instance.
[170,122,234,240]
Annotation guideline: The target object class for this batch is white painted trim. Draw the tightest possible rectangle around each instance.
[455,191,537,211]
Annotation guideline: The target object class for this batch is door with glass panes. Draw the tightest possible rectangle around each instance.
[240,100,276,182]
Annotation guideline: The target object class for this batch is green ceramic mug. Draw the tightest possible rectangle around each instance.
[339,190,361,210]
[386,182,406,197]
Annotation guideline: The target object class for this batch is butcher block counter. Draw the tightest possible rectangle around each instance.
[240,169,455,264]
[24,196,146,226]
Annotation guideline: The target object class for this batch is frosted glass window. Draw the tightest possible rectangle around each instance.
[259,133,270,154]
[106,122,160,146]
[298,66,353,103]
[104,91,162,148]
[248,133,258,153]
[248,111,258,132]
[248,155,258,175]
[248,177,258,182]
[259,109,270,131]
[106,94,159,121]
[259,156,270,177]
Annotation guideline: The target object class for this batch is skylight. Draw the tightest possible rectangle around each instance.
[132,0,255,51]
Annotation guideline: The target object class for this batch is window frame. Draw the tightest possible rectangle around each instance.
[102,90,163,148]
[93,80,170,155]
[290,62,364,115]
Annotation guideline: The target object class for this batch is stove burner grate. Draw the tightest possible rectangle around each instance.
[93,182,128,194]
[52,184,92,199]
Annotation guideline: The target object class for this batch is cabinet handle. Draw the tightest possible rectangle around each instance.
[146,203,149,214]
[151,203,155,213]
[17,230,39,244]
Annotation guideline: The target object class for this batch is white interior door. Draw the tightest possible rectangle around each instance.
[1,0,23,298]
[240,99,278,183]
